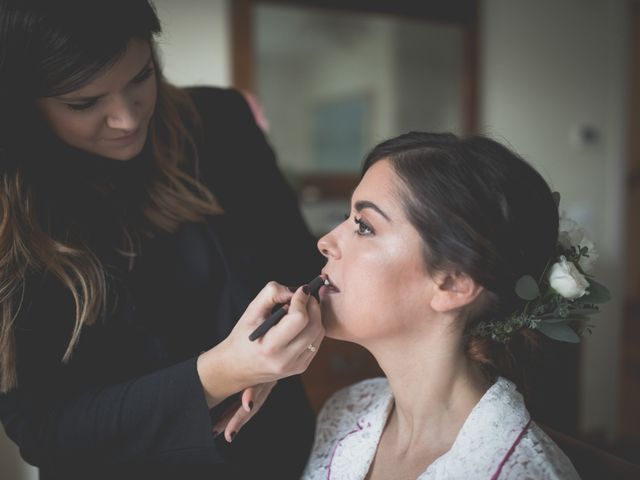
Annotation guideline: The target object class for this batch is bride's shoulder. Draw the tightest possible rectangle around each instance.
[317,377,390,424]
[500,422,581,479]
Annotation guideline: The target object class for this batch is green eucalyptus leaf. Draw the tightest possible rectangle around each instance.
[540,317,573,324]
[536,321,581,343]
[583,279,611,304]
[515,275,540,301]
[552,191,561,207]
[539,314,590,323]
[567,308,599,315]
[564,314,590,321]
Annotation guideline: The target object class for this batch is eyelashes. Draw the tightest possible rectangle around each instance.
[355,217,373,235]
[132,66,155,84]
[344,213,374,236]
[64,67,155,112]
[65,99,98,111]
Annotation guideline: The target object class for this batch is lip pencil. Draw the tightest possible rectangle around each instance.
[248,275,328,341]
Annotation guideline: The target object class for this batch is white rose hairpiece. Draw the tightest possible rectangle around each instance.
[471,192,611,343]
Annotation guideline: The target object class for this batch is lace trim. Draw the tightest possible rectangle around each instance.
[327,420,365,480]
[491,418,532,480]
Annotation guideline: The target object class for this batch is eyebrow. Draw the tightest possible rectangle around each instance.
[354,200,391,222]
[58,56,153,102]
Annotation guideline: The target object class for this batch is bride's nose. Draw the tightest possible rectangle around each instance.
[317,229,340,259]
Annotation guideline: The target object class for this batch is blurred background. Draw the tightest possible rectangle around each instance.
[2,0,638,477]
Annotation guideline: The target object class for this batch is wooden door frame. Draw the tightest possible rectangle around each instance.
[619,0,640,454]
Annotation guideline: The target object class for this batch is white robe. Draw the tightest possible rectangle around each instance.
[302,377,580,479]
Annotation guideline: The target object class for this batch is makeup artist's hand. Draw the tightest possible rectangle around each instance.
[197,281,323,408]
[212,381,277,442]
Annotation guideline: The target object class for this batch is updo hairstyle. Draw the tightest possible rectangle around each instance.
[361,132,559,381]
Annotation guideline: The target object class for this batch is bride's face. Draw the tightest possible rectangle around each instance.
[317,159,436,344]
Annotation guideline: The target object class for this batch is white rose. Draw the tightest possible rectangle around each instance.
[548,256,589,300]
[558,216,583,249]
[558,213,598,273]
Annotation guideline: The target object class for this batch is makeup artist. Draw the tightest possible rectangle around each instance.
[0,0,324,478]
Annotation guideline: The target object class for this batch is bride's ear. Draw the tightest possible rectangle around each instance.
[429,272,484,313]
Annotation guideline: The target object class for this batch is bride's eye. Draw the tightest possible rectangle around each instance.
[354,217,374,236]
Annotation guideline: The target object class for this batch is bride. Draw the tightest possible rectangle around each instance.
[302,132,590,479]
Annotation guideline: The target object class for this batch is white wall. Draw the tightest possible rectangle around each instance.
[153,0,231,87]
[480,0,629,438]
[394,20,464,135]
[0,430,37,480]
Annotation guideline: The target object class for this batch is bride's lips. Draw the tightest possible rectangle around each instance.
[321,273,340,293]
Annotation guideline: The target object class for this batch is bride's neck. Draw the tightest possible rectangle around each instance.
[367,327,490,451]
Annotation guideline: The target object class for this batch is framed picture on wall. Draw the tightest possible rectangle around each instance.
[311,92,372,173]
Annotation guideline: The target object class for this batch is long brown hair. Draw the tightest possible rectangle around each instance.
[0,0,221,392]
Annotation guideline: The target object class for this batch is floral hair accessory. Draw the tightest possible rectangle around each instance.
[471,192,611,343]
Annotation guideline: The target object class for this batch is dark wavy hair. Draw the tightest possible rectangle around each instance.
[361,132,560,382]
[0,0,221,392]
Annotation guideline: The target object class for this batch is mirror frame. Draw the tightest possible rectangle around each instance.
[231,0,480,199]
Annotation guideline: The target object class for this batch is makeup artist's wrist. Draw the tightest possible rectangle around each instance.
[196,340,247,409]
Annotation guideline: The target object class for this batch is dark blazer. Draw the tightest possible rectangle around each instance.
[0,87,324,479]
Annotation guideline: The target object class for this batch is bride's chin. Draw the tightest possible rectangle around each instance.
[320,314,341,339]
[323,322,352,342]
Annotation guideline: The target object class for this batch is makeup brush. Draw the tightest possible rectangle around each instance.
[248,275,328,341]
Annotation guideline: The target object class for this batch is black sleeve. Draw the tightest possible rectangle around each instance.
[0,274,315,478]
[0,276,219,471]
[186,87,324,287]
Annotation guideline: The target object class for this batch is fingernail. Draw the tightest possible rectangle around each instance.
[302,284,310,295]
[248,400,254,411]
[230,431,236,441]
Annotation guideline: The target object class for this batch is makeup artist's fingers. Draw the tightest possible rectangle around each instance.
[211,398,242,437]
[223,381,277,442]
[239,380,276,412]
[243,282,294,326]
[265,287,321,347]
[213,281,322,389]
[241,286,321,381]
[293,339,323,377]
[241,386,256,413]
[285,293,324,351]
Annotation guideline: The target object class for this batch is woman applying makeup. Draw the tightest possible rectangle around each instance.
[0,0,323,477]
[303,132,587,479]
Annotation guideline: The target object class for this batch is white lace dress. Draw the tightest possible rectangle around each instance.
[302,377,580,480]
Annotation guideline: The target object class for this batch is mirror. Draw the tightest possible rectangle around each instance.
[233,0,478,236]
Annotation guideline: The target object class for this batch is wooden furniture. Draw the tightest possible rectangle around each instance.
[542,424,640,480]
[619,0,640,460]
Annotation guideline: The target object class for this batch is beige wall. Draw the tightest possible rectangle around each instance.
[480,0,629,438]
[153,0,230,87]
[0,430,36,480]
